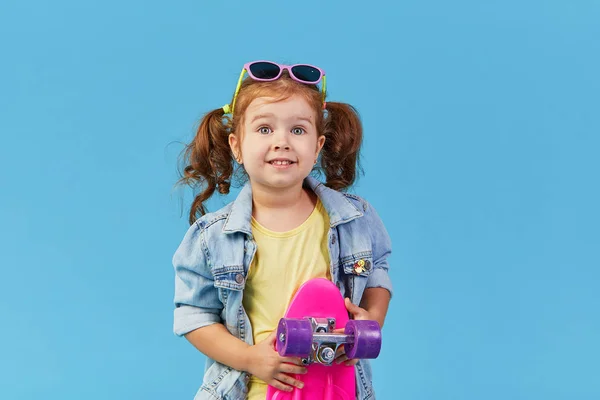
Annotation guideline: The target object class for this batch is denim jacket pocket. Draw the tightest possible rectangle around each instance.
[341,251,374,278]
[341,252,373,304]
[213,265,246,291]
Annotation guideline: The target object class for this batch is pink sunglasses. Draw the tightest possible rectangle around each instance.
[223,60,327,115]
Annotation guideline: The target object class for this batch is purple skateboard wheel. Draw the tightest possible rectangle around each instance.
[276,318,313,357]
[344,320,382,359]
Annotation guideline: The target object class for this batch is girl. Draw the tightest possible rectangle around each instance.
[173,61,393,400]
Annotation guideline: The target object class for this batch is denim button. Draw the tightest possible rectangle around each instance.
[331,234,336,245]
[364,260,371,270]
[235,273,245,284]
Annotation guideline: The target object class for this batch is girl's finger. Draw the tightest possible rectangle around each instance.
[336,354,349,364]
[269,378,293,392]
[335,346,348,363]
[281,357,305,366]
[345,298,370,319]
[264,330,277,345]
[345,358,359,366]
[276,373,305,390]
[345,298,361,313]
[280,363,307,375]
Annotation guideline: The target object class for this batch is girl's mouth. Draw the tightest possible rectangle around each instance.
[268,159,296,168]
[269,160,294,166]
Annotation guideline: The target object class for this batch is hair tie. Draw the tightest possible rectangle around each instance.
[222,104,231,114]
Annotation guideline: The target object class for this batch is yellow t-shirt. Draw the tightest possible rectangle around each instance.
[243,199,331,399]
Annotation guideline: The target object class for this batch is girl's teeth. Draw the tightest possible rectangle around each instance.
[273,161,291,165]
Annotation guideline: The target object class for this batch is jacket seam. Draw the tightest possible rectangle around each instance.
[195,213,228,231]
[200,224,212,268]
[343,193,368,212]
[340,251,373,264]
[199,386,223,400]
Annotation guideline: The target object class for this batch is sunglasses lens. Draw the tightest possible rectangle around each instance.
[291,65,321,82]
[248,62,281,80]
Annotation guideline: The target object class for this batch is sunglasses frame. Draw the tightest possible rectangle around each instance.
[226,60,327,115]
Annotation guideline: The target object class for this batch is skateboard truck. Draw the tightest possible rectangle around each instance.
[276,316,381,365]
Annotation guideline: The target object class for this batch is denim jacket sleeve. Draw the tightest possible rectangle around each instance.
[362,201,394,298]
[172,222,223,336]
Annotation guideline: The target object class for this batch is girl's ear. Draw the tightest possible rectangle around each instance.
[316,135,326,160]
[228,133,242,164]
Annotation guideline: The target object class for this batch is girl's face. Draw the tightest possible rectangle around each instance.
[229,94,325,193]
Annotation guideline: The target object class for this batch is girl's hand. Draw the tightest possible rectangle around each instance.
[344,297,374,321]
[334,298,376,366]
[243,330,307,392]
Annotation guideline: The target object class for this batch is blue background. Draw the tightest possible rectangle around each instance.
[1,0,598,399]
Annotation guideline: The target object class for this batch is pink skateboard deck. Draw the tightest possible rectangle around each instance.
[266,278,381,400]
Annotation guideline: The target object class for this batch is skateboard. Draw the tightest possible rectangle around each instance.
[266,278,382,400]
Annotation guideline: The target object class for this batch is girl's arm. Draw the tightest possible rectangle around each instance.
[361,199,393,328]
[185,324,250,371]
[359,287,391,328]
[184,324,307,392]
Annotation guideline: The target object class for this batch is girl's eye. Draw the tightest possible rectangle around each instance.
[292,127,305,135]
[258,127,272,135]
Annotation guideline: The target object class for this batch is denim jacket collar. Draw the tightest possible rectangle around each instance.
[222,176,363,235]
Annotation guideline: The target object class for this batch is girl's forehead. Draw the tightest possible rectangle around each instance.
[245,94,315,116]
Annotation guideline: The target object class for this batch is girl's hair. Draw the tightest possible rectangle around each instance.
[177,73,363,225]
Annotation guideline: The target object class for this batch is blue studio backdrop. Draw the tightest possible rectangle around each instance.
[0,1,598,399]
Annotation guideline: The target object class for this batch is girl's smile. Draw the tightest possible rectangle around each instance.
[267,158,296,168]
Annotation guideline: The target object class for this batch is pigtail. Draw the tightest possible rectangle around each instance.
[321,102,363,191]
[178,108,234,224]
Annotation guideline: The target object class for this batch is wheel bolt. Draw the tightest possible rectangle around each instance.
[319,347,335,363]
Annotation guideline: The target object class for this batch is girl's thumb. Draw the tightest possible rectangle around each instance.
[265,330,277,344]
[345,298,359,314]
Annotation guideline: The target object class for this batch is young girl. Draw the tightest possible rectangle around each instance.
[173,61,393,400]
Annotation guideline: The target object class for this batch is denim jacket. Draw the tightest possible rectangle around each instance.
[173,176,393,400]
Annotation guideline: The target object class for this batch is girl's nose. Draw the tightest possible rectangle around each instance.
[272,131,291,151]
[274,143,291,151]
